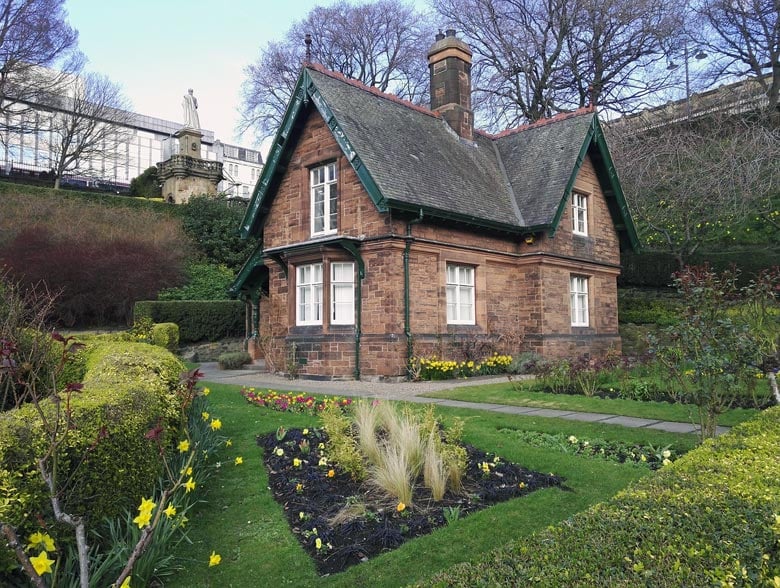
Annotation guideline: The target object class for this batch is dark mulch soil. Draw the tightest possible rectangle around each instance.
[258,428,564,576]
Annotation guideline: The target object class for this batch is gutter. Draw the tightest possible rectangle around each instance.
[403,209,424,379]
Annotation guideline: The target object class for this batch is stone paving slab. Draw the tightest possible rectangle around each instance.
[561,412,618,422]
[598,416,662,428]
[513,408,577,419]
[647,421,698,434]
[491,406,549,415]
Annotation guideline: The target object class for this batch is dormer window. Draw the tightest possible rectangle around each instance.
[572,192,588,236]
[311,162,338,235]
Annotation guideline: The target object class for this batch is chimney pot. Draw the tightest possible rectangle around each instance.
[435,29,445,41]
[445,28,456,37]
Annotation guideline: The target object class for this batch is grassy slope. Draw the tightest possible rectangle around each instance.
[166,383,697,588]
[421,382,759,427]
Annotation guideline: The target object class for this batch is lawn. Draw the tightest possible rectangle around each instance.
[420,381,759,427]
[165,382,697,587]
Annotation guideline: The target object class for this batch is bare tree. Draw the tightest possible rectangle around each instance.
[0,0,82,138]
[608,112,780,267]
[691,0,780,114]
[434,0,682,129]
[240,0,434,142]
[43,72,132,189]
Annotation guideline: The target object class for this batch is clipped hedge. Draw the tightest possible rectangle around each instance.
[133,300,244,343]
[424,407,780,587]
[0,341,184,536]
[618,289,682,325]
[150,322,179,352]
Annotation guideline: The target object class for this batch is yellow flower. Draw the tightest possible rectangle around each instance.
[518,482,526,489]
[327,469,335,478]
[640,454,647,462]
[315,537,323,550]
[235,456,243,465]
[225,439,233,447]
[184,477,196,493]
[208,551,222,567]
[27,531,55,552]
[318,457,328,466]
[396,502,406,513]
[201,411,210,421]
[210,418,222,431]
[133,510,152,529]
[275,448,284,457]
[118,576,132,588]
[30,551,55,575]
[138,497,156,515]
[178,439,190,453]
[202,387,210,396]
[163,504,177,518]
[293,458,301,467]
[302,428,309,435]
[296,483,303,492]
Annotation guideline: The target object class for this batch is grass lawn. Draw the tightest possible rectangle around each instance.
[420,382,759,428]
[165,382,698,587]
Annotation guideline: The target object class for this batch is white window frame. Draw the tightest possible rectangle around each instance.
[296,263,323,325]
[572,192,588,236]
[446,264,475,325]
[331,262,355,325]
[310,162,338,236]
[570,275,589,327]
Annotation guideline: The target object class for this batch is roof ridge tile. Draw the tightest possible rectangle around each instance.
[480,106,595,140]
[306,63,441,119]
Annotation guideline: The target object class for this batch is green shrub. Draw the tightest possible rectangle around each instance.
[151,322,179,352]
[618,289,682,325]
[0,342,184,540]
[423,407,780,587]
[133,300,244,342]
[217,351,252,370]
[157,262,235,301]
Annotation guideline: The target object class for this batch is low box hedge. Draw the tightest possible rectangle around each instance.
[423,406,780,587]
[0,341,184,539]
[133,300,244,343]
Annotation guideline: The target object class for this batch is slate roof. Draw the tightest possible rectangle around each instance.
[241,64,638,247]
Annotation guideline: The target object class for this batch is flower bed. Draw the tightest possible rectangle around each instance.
[241,387,352,414]
[258,427,562,575]
[412,354,513,380]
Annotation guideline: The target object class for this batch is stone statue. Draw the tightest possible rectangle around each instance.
[182,88,200,129]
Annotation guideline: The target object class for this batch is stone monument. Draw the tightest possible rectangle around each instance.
[157,88,223,204]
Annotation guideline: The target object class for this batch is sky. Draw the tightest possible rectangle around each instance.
[63,0,362,148]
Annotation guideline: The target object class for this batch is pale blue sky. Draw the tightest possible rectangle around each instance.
[65,1,409,146]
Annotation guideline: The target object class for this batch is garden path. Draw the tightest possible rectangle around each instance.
[197,362,730,436]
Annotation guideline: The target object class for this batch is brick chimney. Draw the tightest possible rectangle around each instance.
[428,29,473,141]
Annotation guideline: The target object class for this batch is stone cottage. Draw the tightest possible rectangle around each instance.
[230,30,639,380]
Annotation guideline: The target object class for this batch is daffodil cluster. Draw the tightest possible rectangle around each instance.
[413,353,513,380]
[26,532,56,577]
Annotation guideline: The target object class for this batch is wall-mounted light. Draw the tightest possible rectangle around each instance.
[524,234,535,245]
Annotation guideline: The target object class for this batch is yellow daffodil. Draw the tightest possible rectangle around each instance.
[396,502,406,512]
[210,418,222,431]
[318,442,325,450]
[163,504,177,518]
[30,551,55,575]
[133,510,152,529]
[208,551,221,567]
[225,439,233,447]
[184,477,196,493]
[296,483,303,492]
[518,482,526,489]
[118,576,132,588]
[138,497,156,515]
[235,456,243,465]
[27,531,55,552]
[315,538,323,550]
[185,466,193,476]
[202,387,210,396]
[201,411,209,421]
[178,439,190,453]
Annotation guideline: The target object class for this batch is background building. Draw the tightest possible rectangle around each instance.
[0,100,262,197]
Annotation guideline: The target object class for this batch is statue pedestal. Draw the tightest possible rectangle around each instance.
[157,128,223,204]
